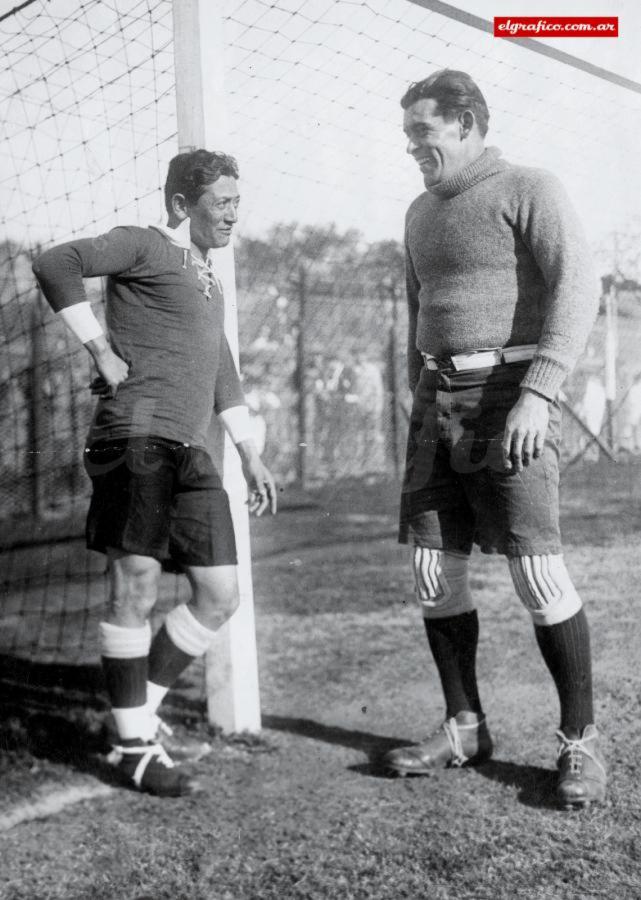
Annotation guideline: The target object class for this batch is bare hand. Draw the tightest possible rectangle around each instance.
[502,389,550,473]
[237,441,277,516]
[86,339,129,398]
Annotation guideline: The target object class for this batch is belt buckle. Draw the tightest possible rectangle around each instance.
[421,352,439,371]
[450,348,502,372]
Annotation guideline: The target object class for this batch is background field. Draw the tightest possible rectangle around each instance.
[1,457,640,900]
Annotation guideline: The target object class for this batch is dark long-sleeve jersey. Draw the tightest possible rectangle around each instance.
[33,225,245,449]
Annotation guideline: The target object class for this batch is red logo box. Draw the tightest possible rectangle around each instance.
[494,17,618,38]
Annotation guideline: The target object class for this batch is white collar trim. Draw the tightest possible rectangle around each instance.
[151,218,192,250]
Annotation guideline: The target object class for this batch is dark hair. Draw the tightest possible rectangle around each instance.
[164,149,239,213]
[400,70,490,137]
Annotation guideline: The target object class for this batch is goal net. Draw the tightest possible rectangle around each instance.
[1,0,178,673]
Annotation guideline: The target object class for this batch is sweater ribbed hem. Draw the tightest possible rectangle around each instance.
[428,147,505,199]
[520,354,568,400]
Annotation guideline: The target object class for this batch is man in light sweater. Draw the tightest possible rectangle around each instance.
[383,70,606,808]
[33,150,276,797]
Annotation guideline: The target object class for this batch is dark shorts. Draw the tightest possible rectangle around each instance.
[399,362,562,557]
[84,437,237,567]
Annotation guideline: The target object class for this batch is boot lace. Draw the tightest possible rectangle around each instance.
[443,718,467,767]
[556,730,605,777]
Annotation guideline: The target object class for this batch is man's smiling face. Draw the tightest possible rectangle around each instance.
[403,98,468,188]
[187,176,240,252]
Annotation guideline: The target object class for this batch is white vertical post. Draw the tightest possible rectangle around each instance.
[604,284,618,449]
[172,0,261,733]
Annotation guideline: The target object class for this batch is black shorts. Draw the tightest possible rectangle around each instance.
[84,437,237,567]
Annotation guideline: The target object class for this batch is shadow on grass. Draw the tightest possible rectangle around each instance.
[262,713,410,775]
[0,703,109,762]
[0,702,131,797]
[476,759,559,809]
[0,656,112,771]
[264,714,560,807]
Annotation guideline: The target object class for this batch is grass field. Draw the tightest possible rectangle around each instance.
[1,458,641,900]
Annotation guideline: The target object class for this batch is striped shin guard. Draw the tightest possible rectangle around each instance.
[508,554,582,626]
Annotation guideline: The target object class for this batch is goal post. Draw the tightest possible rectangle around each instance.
[172,0,262,734]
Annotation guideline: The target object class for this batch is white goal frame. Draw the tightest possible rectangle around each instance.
[172,0,262,734]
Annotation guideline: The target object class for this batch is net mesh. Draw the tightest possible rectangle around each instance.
[1,0,179,666]
[220,0,641,482]
[1,0,641,670]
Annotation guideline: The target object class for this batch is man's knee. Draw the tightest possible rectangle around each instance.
[185,565,240,630]
[412,547,475,619]
[107,551,161,624]
[508,554,582,626]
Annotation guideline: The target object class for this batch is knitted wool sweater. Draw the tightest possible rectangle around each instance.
[405,147,599,399]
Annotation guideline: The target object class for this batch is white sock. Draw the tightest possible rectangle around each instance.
[146,681,170,718]
[111,706,155,742]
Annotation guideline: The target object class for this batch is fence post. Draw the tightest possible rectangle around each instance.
[604,283,618,449]
[29,289,46,520]
[294,264,308,489]
[381,276,401,477]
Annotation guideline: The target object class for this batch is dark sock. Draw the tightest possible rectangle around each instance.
[101,656,147,708]
[424,611,483,718]
[534,608,593,737]
[148,624,196,689]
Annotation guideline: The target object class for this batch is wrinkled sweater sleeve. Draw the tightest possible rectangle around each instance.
[214,334,245,413]
[32,227,143,311]
[405,227,424,394]
[517,172,599,399]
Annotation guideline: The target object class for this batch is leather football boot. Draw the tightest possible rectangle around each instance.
[556,724,607,809]
[384,711,493,776]
[107,739,200,797]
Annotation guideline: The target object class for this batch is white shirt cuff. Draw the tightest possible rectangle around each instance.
[218,405,254,445]
[57,302,104,343]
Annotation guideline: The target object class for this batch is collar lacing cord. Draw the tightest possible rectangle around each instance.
[190,253,223,299]
[149,225,223,295]
[556,730,605,776]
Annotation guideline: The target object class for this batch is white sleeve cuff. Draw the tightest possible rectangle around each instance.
[58,302,104,343]
[218,405,254,445]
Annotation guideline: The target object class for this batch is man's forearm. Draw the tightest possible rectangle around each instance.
[85,334,112,363]
[235,437,261,466]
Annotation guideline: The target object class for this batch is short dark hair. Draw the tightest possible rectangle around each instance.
[400,70,490,137]
[164,149,239,213]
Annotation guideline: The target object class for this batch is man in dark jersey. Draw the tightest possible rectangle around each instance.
[382,71,606,809]
[33,150,276,797]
